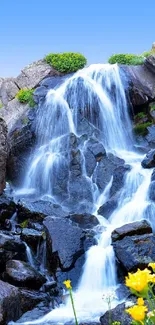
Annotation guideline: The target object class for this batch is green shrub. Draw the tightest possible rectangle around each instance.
[141,51,151,58]
[108,54,144,65]
[16,89,35,107]
[134,122,152,136]
[45,52,87,73]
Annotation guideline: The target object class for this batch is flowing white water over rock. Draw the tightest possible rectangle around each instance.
[11,64,155,324]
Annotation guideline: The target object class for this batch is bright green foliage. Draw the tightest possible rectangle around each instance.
[45,52,87,73]
[108,54,144,65]
[150,104,155,111]
[141,51,151,58]
[20,219,29,228]
[0,103,3,109]
[134,122,152,136]
[16,89,35,107]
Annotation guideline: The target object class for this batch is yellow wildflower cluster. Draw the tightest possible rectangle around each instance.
[126,299,148,321]
[125,268,155,293]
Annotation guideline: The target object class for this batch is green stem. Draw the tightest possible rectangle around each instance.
[69,289,78,325]
[147,292,154,312]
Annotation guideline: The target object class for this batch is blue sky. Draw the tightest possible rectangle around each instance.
[1,0,155,77]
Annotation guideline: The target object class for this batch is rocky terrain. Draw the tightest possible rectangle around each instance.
[0,51,155,325]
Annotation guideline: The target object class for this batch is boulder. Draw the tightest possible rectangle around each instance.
[0,280,22,324]
[141,149,155,168]
[100,302,131,325]
[66,213,99,229]
[0,118,7,194]
[145,55,155,74]
[110,165,130,197]
[113,233,155,271]
[43,216,96,272]
[112,220,152,242]
[0,232,26,272]
[3,260,46,289]
[0,78,19,106]
[19,289,48,314]
[145,125,155,148]
[16,59,61,90]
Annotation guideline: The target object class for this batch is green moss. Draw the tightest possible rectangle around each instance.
[150,104,155,111]
[134,122,152,136]
[20,219,29,228]
[45,52,87,73]
[135,112,146,119]
[108,54,144,65]
[16,89,35,107]
[0,103,3,109]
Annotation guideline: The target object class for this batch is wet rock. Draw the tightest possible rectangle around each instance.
[84,138,105,177]
[0,280,22,324]
[43,216,96,272]
[0,118,7,194]
[0,195,16,224]
[18,200,68,220]
[84,147,96,177]
[7,122,36,185]
[98,194,118,219]
[151,169,155,181]
[40,75,68,89]
[0,232,26,272]
[3,260,46,289]
[141,149,155,168]
[21,228,43,251]
[113,233,155,272]
[20,289,48,313]
[95,153,124,192]
[15,302,51,324]
[33,86,48,104]
[145,125,155,148]
[112,220,152,242]
[110,165,130,197]
[100,302,131,325]
[149,181,155,201]
[67,213,99,229]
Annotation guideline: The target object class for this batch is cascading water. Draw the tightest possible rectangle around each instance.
[12,64,155,324]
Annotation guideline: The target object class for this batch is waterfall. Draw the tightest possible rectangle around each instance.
[24,242,35,268]
[11,64,155,324]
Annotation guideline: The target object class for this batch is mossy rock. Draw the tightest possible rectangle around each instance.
[134,122,152,136]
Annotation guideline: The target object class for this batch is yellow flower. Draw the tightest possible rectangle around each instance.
[149,263,155,271]
[137,297,144,306]
[126,305,148,321]
[63,280,72,289]
[125,268,151,292]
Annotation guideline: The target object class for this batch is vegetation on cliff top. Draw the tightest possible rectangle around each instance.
[45,52,87,73]
[108,48,155,65]
[16,89,35,107]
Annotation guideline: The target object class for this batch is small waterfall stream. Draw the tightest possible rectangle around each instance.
[12,64,155,324]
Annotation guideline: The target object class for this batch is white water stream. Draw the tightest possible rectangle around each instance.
[12,64,155,324]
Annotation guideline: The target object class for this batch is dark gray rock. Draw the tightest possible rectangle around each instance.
[98,195,118,219]
[145,55,155,74]
[141,149,155,168]
[67,213,99,229]
[100,302,131,325]
[21,228,43,251]
[149,181,155,201]
[33,86,48,104]
[43,216,95,272]
[94,153,124,192]
[40,75,71,89]
[0,280,22,324]
[84,147,96,177]
[0,232,26,272]
[145,125,155,148]
[110,165,130,197]
[113,233,155,271]
[0,118,7,194]
[112,220,152,242]
[3,260,46,289]
[15,302,51,324]
[151,168,155,181]
[0,195,16,224]
[20,289,48,314]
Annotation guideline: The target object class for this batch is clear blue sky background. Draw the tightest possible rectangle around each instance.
[1,0,155,77]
